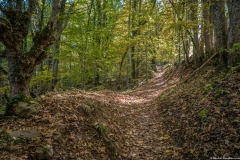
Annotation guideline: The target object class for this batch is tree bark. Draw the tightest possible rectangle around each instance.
[7,56,33,97]
[52,0,67,90]
[227,0,240,65]
[202,0,211,57]
[191,0,201,66]
[211,0,228,65]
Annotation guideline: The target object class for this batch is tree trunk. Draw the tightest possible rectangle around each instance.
[52,0,67,91]
[202,0,211,57]
[52,41,60,91]
[227,0,240,65]
[191,0,200,66]
[211,0,228,65]
[7,53,34,97]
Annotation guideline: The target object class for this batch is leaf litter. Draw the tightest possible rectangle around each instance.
[0,65,239,159]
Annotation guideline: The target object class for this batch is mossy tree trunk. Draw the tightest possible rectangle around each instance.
[227,0,240,66]
[7,53,34,97]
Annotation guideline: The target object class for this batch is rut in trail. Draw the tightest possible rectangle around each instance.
[110,66,179,159]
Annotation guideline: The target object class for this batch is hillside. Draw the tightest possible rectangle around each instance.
[0,64,240,159]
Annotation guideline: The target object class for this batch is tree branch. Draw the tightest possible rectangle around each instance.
[183,52,219,83]
[50,0,61,27]
[54,2,75,40]
[35,51,49,65]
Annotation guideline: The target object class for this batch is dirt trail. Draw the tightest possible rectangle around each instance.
[109,66,179,159]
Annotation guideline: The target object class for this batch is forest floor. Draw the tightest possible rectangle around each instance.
[0,64,240,160]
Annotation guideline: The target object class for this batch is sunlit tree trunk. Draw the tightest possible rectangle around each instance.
[202,0,211,57]
[52,0,67,91]
[190,0,201,66]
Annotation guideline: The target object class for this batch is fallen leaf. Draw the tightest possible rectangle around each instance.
[6,129,12,133]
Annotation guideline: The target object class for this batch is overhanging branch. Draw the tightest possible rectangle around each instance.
[54,2,75,40]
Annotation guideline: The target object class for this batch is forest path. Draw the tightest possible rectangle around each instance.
[106,66,179,159]
[0,66,180,160]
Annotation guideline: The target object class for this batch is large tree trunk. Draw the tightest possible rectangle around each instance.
[211,0,228,65]
[227,0,240,65]
[7,54,34,97]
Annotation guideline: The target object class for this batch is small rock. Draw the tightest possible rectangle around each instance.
[36,145,53,160]
[9,130,41,139]
[12,101,41,118]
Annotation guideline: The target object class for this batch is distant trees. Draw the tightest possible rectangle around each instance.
[166,0,240,67]
[0,0,239,104]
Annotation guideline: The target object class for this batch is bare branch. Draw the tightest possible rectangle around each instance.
[54,2,75,40]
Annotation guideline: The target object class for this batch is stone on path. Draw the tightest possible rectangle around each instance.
[9,130,41,139]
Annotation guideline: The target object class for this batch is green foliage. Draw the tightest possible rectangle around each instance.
[13,137,27,145]
[0,104,6,114]
[204,84,214,94]
[214,87,225,98]
[231,43,240,52]
[97,124,107,137]
[198,108,207,118]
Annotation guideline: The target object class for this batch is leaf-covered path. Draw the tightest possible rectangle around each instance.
[94,66,179,159]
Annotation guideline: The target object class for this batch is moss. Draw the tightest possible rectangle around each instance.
[5,94,36,116]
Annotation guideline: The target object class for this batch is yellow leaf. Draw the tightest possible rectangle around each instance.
[6,129,12,133]
[166,150,173,154]
[138,140,144,144]
[182,106,186,110]
[88,142,92,148]
[159,135,169,141]
[190,149,194,154]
